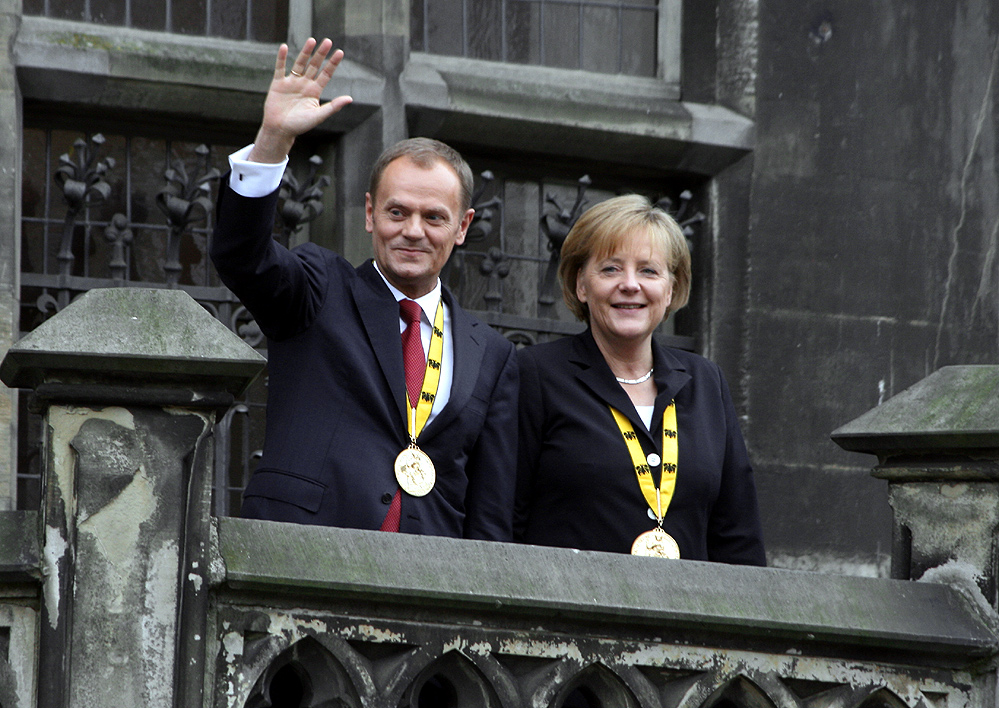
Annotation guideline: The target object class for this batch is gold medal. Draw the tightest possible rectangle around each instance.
[631,528,680,559]
[394,444,436,497]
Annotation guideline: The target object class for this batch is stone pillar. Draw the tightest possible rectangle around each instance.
[0,288,265,708]
[0,0,22,509]
[832,366,999,608]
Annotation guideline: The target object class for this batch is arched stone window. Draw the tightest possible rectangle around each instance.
[699,675,776,708]
[856,687,912,708]
[245,637,363,708]
[397,650,508,708]
[553,664,641,708]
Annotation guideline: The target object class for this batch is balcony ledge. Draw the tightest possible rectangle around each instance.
[218,516,999,666]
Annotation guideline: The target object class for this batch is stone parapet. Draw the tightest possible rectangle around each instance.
[212,518,998,707]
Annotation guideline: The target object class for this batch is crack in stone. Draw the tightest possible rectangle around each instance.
[935,33,999,370]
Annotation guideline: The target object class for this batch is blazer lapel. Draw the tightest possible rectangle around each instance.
[352,261,409,426]
[422,289,483,438]
[651,341,692,426]
[571,330,691,447]
[569,330,656,444]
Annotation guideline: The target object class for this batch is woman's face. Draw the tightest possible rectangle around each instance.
[575,235,674,347]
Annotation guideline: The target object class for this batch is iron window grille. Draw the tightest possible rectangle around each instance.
[18,126,269,515]
[17,127,701,516]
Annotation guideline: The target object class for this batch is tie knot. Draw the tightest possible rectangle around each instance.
[399,299,422,326]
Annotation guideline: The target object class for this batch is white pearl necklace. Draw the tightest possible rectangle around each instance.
[615,368,653,385]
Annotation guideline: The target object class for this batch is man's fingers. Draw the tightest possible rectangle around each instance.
[272,43,289,79]
[286,37,318,78]
[318,49,345,82]
[327,95,354,115]
[301,39,335,79]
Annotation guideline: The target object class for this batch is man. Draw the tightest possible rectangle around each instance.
[210,39,518,540]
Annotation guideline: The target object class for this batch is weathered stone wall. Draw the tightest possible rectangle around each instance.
[745,0,999,575]
[0,511,39,708]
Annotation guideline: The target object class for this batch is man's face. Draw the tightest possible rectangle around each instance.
[366,156,474,298]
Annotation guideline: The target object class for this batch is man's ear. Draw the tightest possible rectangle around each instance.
[364,193,374,233]
[455,208,474,246]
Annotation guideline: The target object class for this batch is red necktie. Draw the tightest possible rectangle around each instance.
[380,299,425,532]
[399,299,426,408]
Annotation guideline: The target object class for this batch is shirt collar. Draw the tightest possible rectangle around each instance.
[372,261,442,320]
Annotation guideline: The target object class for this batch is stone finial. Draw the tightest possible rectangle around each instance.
[832,365,999,607]
[0,287,265,399]
[832,365,999,460]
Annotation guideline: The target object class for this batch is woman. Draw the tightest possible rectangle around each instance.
[515,195,765,564]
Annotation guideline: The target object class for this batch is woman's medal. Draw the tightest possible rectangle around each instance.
[630,487,680,558]
[631,528,680,558]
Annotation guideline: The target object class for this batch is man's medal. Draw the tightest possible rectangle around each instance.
[394,299,444,497]
[394,444,435,497]
[609,403,681,559]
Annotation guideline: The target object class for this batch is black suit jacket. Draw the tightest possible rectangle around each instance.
[210,184,518,540]
[515,330,765,564]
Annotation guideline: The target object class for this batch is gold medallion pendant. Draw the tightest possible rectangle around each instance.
[631,528,680,559]
[394,445,436,497]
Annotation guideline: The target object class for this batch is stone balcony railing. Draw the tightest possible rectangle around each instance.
[0,287,997,708]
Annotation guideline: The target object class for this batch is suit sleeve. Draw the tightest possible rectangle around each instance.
[210,177,327,341]
[462,342,520,542]
[513,347,544,542]
[705,367,767,566]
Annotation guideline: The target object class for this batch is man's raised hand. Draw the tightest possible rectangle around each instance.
[249,38,353,163]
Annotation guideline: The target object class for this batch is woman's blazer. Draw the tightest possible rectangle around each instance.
[515,329,765,564]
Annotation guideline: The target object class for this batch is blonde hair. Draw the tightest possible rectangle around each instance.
[559,194,691,322]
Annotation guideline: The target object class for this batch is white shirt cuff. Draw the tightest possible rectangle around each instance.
[227,144,289,198]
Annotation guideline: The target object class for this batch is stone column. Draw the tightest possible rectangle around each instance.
[832,366,999,608]
[0,287,264,708]
[0,0,22,509]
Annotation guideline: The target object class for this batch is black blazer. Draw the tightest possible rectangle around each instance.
[211,184,519,540]
[515,330,765,564]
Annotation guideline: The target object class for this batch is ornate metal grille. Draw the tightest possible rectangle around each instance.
[411,0,660,76]
[444,160,701,350]
[18,127,270,515]
[22,0,288,41]
[17,126,701,517]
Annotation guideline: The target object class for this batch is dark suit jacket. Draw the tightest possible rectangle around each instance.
[515,330,765,564]
[210,184,519,540]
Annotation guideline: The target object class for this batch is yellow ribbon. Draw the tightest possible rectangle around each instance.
[406,299,445,443]
[609,402,678,527]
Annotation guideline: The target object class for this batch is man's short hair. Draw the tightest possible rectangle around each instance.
[368,138,474,212]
